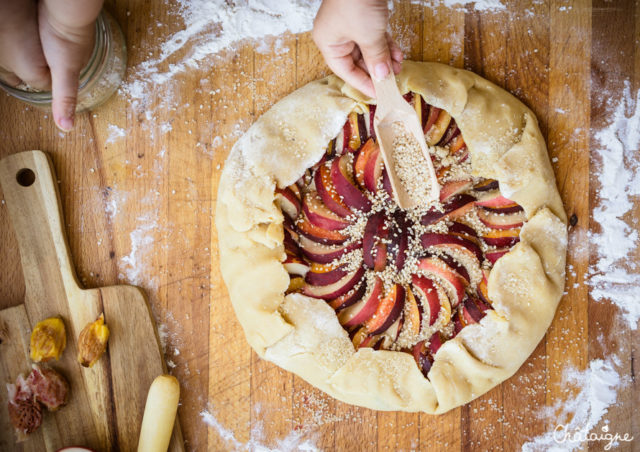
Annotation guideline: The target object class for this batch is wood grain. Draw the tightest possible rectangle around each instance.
[0,1,638,451]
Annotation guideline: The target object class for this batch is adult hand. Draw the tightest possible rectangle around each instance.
[0,0,103,131]
[313,0,403,98]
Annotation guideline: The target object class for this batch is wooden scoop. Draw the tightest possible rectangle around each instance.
[373,73,440,208]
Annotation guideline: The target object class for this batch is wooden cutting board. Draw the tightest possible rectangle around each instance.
[0,151,184,451]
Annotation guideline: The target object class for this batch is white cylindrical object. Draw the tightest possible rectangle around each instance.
[137,375,180,452]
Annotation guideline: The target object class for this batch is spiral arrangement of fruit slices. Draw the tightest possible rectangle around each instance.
[276,92,526,378]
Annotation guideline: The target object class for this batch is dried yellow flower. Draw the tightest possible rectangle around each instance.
[77,313,110,368]
[30,317,67,362]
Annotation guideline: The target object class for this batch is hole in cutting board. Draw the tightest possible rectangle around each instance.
[16,168,35,187]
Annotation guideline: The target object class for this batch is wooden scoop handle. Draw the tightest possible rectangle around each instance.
[0,151,81,304]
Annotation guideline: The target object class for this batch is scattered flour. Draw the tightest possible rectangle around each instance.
[122,0,321,104]
[588,81,640,330]
[106,124,127,144]
[201,408,319,452]
[422,0,506,11]
[521,359,623,452]
[118,212,159,289]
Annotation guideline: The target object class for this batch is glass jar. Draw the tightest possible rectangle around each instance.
[0,10,127,112]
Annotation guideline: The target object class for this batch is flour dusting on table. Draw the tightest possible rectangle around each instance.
[587,81,640,330]
[122,0,321,105]
[521,359,623,452]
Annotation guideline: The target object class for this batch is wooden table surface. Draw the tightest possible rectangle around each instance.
[1,0,638,450]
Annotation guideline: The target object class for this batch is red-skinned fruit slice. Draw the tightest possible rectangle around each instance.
[461,296,487,325]
[403,287,423,337]
[417,257,466,307]
[448,221,479,240]
[353,138,378,188]
[486,247,510,264]
[411,275,441,326]
[302,191,350,230]
[423,106,441,135]
[275,186,301,220]
[362,212,389,271]
[296,213,347,246]
[438,121,460,146]
[283,254,309,277]
[448,134,466,154]
[365,284,406,335]
[439,179,473,202]
[435,253,470,284]
[477,269,491,305]
[474,179,499,192]
[482,204,524,214]
[298,235,360,264]
[329,281,367,311]
[421,194,476,225]
[420,232,483,262]
[314,163,352,218]
[477,208,526,230]
[388,211,410,270]
[331,153,372,212]
[305,263,347,286]
[382,168,393,198]
[425,110,452,145]
[340,277,383,327]
[428,332,443,355]
[452,310,464,335]
[412,340,433,377]
[303,266,365,300]
[363,146,384,193]
[482,228,521,247]
[475,194,516,208]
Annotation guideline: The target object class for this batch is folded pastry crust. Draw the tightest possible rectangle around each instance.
[216,61,567,413]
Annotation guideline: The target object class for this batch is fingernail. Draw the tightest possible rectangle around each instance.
[374,63,390,80]
[58,116,74,132]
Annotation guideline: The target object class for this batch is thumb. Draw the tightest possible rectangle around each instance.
[50,67,79,132]
[359,36,392,81]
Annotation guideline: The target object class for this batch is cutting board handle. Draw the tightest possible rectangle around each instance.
[0,151,81,302]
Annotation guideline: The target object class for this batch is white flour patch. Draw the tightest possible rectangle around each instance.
[587,81,640,330]
[521,359,623,452]
[421,0,506,11]
[121,0,321,107]
[106,124,127,144]
[117,211,159,289]
[201,407,319,452]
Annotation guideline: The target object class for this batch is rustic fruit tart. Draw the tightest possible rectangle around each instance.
[217,62,568,413]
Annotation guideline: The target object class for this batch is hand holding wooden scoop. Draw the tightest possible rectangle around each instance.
[372,70,440,208]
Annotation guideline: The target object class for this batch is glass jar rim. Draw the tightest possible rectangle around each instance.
[0,11,107,102]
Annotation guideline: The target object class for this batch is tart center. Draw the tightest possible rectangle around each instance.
[277,93,525,378]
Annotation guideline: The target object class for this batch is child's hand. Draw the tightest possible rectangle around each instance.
[313,0,403,98]
[0,0,103,131]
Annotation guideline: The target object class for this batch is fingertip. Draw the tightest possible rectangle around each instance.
[56,115,74,132]
[392,60,402,75]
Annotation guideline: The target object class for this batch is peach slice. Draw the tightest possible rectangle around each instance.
[478,208,525,230]
[302,191,350,230]
[425,110,452,146]
[382,168,393,198]
[363,147,384,193]
[329,282,367,311]
[388,211,410,270]
[420,232,483,262]
[275,186,301,220]
[298,235,360,264]
[423,105,441,135]
[437,120,460,147]
[417,257,466,307]
[412,340,433,377]
[305,262,348,286]
[283,254,309,277]
[314,163,352,218]
[303,266,365,300]
[403,286,423,337]
[475,194,516,208]
[296,213,347,246]
[473,179,499,192]
[448,134,466,154]
[353,138,378,188]
[482,228,521,247]
[362,211,389,271]
[411,275,442,326]
[287,276,305,294]
[365,284,406,336]
[486,247,510,264]
[439,179,473,202]
[420,194,476,225]
[461,296,487,325]
[331,154,372,212]
[477,269,491,305]
[482,203,524,215]
[340,277,383,327]
[435,253,470,285]
[448,221,479,240]
[428,331,444,355]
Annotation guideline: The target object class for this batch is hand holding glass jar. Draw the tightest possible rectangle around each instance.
[0,0,118,132]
